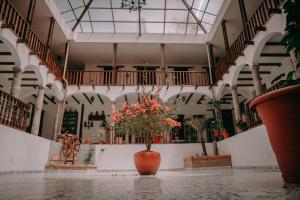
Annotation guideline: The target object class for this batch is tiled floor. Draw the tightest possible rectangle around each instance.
[0,169,299,200]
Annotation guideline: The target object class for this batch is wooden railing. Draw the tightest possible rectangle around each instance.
[216,0,285,81]
[0,0,62,79]
[66,70,210,86]
[0,89,31,131]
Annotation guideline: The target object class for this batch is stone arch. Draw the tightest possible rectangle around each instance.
[250,32,285,66]
[66,91,111,105]
[23,64,46,86]
[0,33,23,69]
[230,63,250,87]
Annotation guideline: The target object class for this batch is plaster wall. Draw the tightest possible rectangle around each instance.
[0,124,51,172]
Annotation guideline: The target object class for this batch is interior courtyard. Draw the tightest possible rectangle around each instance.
[0,0,300,199]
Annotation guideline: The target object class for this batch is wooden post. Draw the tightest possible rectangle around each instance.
[161,43,166,85]
[206,43,216,85]
[22,0,36,42]
[238,0,250,43]
[112,43,117,85]
[44,17,55,63]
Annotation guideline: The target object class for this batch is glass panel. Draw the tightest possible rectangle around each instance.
[142,23,164,33]
[165,23,186,34]
[66,21,76,30]
[74,7,84,18]
[197,27,205,35]
[92,22,114,32]
[202,22,212,32]
[115,22,138,33]
[89,9,113,21]
[202,13,215,24]
[111,0,124,8]
[206,0,223,14]
[80,22,93,32]
[193,9,204,20]
[90,0,111,8]
[193,0,209,11]
[82,11,90,21]
[186,23,197,34]
[113,9,139,21]
[166,0,186,9]
[166,10,188,22]
[62,11,76,22]
[141,10,164,22]
[143,0,165,9]
[54,0,71,13]
[69,0,84,8]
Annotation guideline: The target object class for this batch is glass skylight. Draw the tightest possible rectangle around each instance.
[54,0,224,34]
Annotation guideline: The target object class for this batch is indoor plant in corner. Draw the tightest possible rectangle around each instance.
[113,88,181,175]
[250,0,300,184]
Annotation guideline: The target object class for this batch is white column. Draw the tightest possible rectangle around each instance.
[125,132,129,144]
[53,101,63,141]
[31,86,45,135]
[131,133,136,144]
[251,65,263,96]
[231,86,241,122]
[10,67,22,98]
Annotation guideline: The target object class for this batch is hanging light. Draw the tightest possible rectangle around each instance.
[121,0,146,12]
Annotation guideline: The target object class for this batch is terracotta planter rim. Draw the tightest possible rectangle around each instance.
[250,84,300,109]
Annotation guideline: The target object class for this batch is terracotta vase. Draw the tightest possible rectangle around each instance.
[250,84,300,184]
[134,150,161,175]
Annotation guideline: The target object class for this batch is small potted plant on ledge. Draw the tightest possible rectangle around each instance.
[250,0,300,184]
[113,88,181,175]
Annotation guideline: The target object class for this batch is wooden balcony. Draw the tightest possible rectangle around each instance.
[0,89,31,131]
[216,0,285,82]
[0,0,62,79]
[66,70,210,86]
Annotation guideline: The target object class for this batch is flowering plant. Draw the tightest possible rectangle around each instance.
[112,88,181,151]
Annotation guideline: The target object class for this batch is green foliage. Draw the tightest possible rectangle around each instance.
[211,100,223,131]
[281,0,300,68]
[84,146,94,164]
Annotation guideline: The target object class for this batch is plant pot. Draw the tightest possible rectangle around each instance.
[250,84,300,184]
[222,130,229,139]
[134,150,161,175]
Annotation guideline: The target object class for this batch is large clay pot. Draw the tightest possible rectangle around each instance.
[250,84,300,184]
[134,150,161,175]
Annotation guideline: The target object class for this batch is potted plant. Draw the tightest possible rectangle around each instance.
[113,88,181,175]
[250,0,300,184]
[185,117,208,156]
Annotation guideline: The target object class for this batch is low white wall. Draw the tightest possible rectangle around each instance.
[0,124,51,172]
[96,143,214,170]
[218,125,278,167]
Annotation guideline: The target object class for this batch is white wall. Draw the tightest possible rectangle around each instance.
[218,125,278,167]
[0,124,51,172]
[95,143,214,170]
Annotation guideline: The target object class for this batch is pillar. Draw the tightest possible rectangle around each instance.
[161,43,166,84]
[251,65,263,96]
[110,101,116,144]
[112,43,117,85]
[10,67,22,98]
[131,133,136,144]
[125,132,129,144]
[231,86,241,122]
[31,86,45,135]
[53,101,63,141]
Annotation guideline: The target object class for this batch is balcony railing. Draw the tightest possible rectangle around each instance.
[216,0,285,82]
[66,71,210,86]
[0,0,62,79]
[0,89,31,131]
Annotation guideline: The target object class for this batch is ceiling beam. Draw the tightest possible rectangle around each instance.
[8,78,38,81]
[71,95,80,105]
[181,0,207,34]
[240,71,271,75]
[197,95,205,104]
[185,93,193,104]
[44,94,56,104]
[259,63,282,67]
[260,53,290,57]
[83,93,92,105]
[72,0,94,31]
[97,94,104,105]
[174,94,179,105]
[32,94,48,105]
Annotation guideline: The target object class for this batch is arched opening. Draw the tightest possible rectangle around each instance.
[166,92,213,143]
[63,92,111,144]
